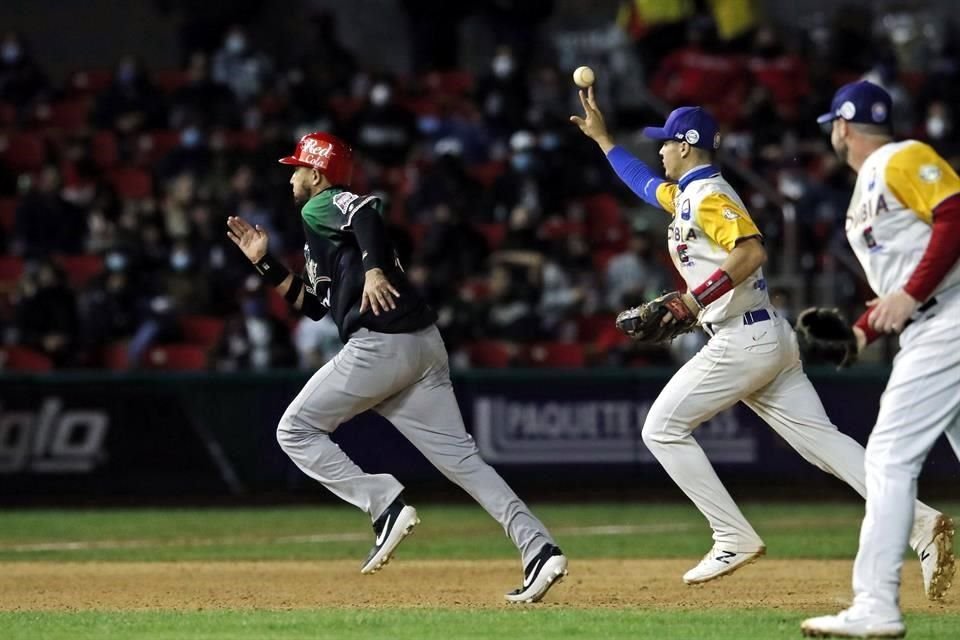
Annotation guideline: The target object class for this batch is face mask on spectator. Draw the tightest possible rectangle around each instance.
[117,62,137,85]
[1,42,21,63]
[927,116,949,139]
[370,84,391,107]
[510,152,534,173]
[170,250,192,272]
[105,252,128,272]
[226,33,247,54]
[492,54,514,79]
[540,132,560,151]
[242,298,267,318]
[181,127,202,148]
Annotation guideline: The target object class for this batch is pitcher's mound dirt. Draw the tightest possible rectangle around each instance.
[1,559,956,613]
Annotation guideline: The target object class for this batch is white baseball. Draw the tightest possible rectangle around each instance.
[573,66,595,89]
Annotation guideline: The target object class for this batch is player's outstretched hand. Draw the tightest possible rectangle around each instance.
[361,267,400,316]
[227,216,269,263]
[570,86,613,149]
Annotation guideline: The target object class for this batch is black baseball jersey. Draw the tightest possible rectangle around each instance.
[299,187,436,343]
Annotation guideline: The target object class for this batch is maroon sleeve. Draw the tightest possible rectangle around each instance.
[903,193,960,302]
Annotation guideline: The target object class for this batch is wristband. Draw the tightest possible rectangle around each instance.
[283,276,304,304]
[253,253,289,287]
[692,269,733,307]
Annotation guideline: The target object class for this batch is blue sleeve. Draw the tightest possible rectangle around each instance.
[606,146,666,210]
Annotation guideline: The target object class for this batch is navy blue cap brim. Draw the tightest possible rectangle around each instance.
[816,112,838,124]
[642,126,672,140]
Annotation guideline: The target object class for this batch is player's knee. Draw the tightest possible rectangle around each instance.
[276,411,301,451]
[641,408,689,449]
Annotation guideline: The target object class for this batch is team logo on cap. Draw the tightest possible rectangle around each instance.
[684,130,700,145]
[919,164,942,183]
[870,101,888,123]
[839,101,857,120]
[713,131,721,149]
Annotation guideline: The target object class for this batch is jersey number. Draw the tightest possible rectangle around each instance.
[676,243,690,264]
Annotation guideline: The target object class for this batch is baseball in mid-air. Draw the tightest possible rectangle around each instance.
[573,65,595,89]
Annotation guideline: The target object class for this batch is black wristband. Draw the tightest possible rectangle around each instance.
[253,253,289,287]
[283,276,304,304]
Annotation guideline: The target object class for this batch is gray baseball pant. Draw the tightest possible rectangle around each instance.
[276,325,554,565]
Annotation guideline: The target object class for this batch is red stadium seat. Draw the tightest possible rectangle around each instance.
[0,197,16,233]
[576,314,617,342]
[0,102,15,126]
[108,167,153,199]
[145,344,208,371]
[0,255,24,285]
[136,130,181,164]
[467,340,517,368]
[58,254,104,288]
[221,130,261,151]
[69,69,113,95]
[180,315,225,348]
[91,131,119,169]
[591,248,619,273]
[0,346,53,372]
[45,99,91,130]
[475,223,506,251]
[529,342,585,368]
[101,342,129,370]
[1,132,46,172]
[466,161,505,189]
[154,69,189,94]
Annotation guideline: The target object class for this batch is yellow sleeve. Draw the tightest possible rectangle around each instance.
[655,182,680,214]
[695,193,761,251]
[885,142,960,224]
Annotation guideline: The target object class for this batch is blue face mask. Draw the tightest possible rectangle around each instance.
[510,152,534,172]
[181,128,202,148]
[1,43,21,64]
[540,133,560,151]
[242,298,266,317]
[170,250,191,272]
[105,252,127,272]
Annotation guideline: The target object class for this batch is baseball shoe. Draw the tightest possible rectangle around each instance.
[917,513,956,600]
[801,606,905,638]
[504,543,568,604]
[682,545,765,585]
[360,497,419,575]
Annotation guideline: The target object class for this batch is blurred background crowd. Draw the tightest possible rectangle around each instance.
[2,0,959,372]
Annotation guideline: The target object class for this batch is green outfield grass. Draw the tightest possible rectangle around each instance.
[2,502,958,639]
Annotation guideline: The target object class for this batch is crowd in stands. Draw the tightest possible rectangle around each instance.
[2,2,959,372]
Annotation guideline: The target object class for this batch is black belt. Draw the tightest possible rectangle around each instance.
[904,296,938,330]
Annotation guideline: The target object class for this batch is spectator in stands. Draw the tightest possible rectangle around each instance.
[292,313,341,369]
[211,276,296,370]
[93,55,165,133]
[407,144,484,222]
[211,25,273,104]
[475,46,530,136]
[12,165,86,257]
[482,262,542,343]
[158,123,213,180]
[604,228,669,311]
[488,131,546,222]
[79,250,139,351]
[348,78,419,167]
[0,31,49,115]
[14,259,79,366]
[420,202,490,295]
[169,52,237,130]
[126,293,182,368]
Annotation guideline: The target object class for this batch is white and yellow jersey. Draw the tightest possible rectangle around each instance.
[655,167,769,323]
[846,140,960,299]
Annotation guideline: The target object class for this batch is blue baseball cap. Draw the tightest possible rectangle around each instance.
[817,81,892,126]
[642,106,720,150]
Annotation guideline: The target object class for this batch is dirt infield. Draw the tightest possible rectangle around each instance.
[1,559,957,613]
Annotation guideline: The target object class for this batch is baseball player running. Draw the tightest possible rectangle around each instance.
[226,132,567,603]
[570,88,953,594]
[802,81,960,639]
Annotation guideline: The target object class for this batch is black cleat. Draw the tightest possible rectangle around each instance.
[505,543,568,603]
[360,497,420,575]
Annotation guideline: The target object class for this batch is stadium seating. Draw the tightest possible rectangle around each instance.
[0,346,54,372]
[528,342,586,368]
[58,254,105,288]
[179,315,225,348]
[145,344,208,370]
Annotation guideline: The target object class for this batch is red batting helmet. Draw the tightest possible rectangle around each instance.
[278,132,353,186]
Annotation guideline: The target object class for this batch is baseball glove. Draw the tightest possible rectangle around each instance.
[795,307,858,368]
[616,292,699,343]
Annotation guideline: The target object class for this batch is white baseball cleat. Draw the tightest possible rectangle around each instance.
[360,498,419,575]
[801,606,905,638]
[682,545,765,584]
[505,544,568,603]
[917,513,956,600]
